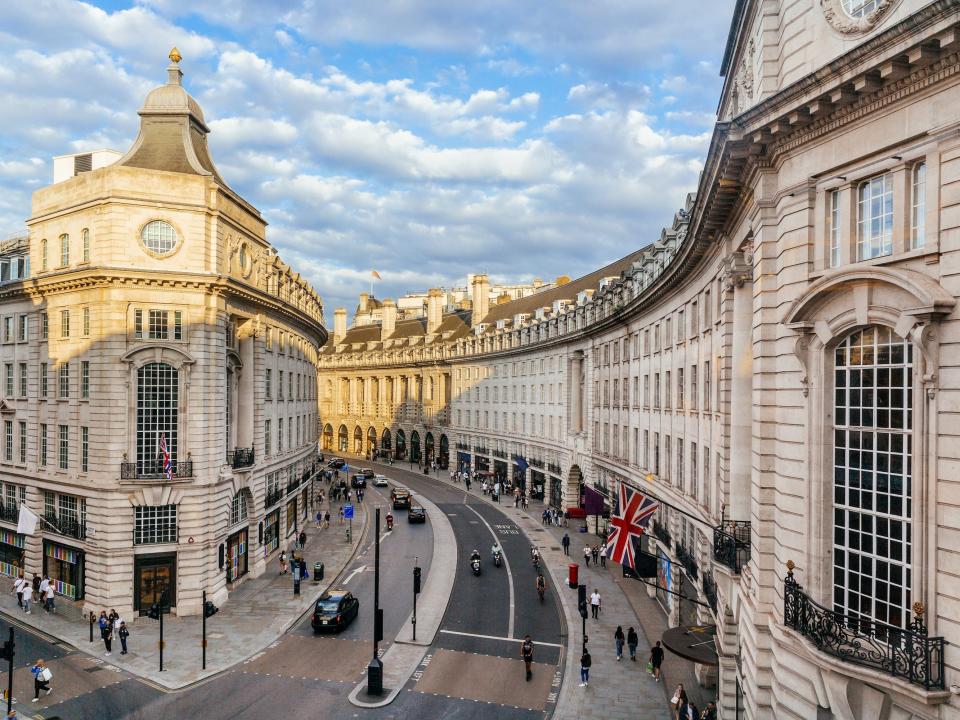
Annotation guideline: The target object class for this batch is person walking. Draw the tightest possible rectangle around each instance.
[671,683,688,718]
[583,545,591,567]
[627,627,639,661]
[31,575,40,601]
[118,621,129,655]
[315,510,323,529]
[20,580,31,615]
[589,588,601,619]
[99,612,113,656]
[13,573,24,608]
[38,577,49,612]
[43,582,55,613]
[30,660,51,702]
[614,626,625,661]
[591,545,599,566]
[520,635,534,681]
[279,550,288,575]
[678,698,699,720]
[561,533,570,556]
[650,640,665,681]
[599,544,607,567]
[578,647,592,687]
[338,506,344,524]
[323,511,331,529]
[298,530,307,550]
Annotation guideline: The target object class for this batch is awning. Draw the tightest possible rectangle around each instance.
[661,624,719,666]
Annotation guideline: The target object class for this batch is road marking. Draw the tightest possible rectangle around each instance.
[439,629,562,648]
[343,566,367,584]
[464,504,516,639]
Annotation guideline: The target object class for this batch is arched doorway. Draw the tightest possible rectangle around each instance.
[438,434,449,469]
[366,427,377,457]
[322,424,333,451]
[395,429,406,460]
[338,425,348,452]
[353,426,363,454]
[411,430,421,464]
[381,428,392,455]
[425,432,435,466]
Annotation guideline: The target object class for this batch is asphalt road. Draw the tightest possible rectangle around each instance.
[4,462,564,720]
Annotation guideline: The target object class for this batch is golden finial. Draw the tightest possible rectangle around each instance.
[168,47,182,64]
[913,601,925,617]
[786,560,795,574]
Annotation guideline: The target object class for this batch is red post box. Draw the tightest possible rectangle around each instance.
[568,563,579,588]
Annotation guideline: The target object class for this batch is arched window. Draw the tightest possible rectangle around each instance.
[82,228,90,262]
[136,362,180,476]
[833,326,912,632]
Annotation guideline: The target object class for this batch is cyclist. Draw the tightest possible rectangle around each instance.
[536,573,546,601]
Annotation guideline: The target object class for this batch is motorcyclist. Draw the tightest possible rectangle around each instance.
[536,573,546,599]
[386,512,394,529]
[471,549,481,562]
[491,542,502,557]
[530,546,540,566]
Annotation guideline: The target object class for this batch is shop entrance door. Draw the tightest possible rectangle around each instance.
[134,554,176,614]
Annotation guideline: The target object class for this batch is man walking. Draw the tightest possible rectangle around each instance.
[583,545,591,567]
[650,639,665,681]
[579,647,592,687]
[520,635,534,681]
[589,588,601,619]
[561,533,570,556]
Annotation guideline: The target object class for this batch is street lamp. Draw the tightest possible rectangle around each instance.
[367,508,384,695]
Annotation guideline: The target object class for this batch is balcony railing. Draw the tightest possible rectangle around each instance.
[651,519,672,548]
[474,446,488,455]
[0,503,18,524]
[784,562,944,690]
[529,458,544,469]
[230,447,255,469]
[121,460,193,480]
[44,513,86,541]
[675,542,699,581]
[456,443,469,451]
[547,463,562,475]
[713,520,750,573]
[493,449,507,459]
[265,487,284,508]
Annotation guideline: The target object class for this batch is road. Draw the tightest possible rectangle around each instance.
[3,462,564,719]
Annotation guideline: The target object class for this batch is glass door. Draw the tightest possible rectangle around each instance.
[135,555,176,614]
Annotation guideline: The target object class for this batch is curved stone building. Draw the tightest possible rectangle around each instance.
[4,54,326,617]
[319,2,960,717]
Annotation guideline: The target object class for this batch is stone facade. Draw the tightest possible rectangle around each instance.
[318,2,960,718]
[0,54,327,618]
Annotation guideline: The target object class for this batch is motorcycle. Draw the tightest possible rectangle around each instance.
[471,556,482,576]
[492,549,503,568]
[386,515,394,531]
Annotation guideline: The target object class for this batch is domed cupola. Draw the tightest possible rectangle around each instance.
[115,48,226,185]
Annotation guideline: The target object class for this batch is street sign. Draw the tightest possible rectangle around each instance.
[344,504,355,519]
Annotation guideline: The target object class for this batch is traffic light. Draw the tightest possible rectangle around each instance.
[413,566,421,595]
[148,603,160,620]
[0,637,13,661]
[203,600,219,618]
[577,584,588,619]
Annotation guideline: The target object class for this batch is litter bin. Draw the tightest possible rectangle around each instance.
[568,562,579,588]
[314,562,324,583]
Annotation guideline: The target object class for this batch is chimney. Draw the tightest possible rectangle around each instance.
[381,299,396,340]
[427,288,443,334]
[333,308,347,343]
[358,292,369,313]
[471,274,490,326]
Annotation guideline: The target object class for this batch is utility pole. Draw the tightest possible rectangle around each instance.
[159,602,164,672]
[413,557,421,642]
[367,508,384,694]
[202,590,207,670]
[2,627,14,714]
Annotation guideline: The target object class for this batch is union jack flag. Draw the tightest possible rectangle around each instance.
[605,483,658,568]
[159,433,173,481]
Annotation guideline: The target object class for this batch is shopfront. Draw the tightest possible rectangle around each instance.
[494,459,507,482]
[264,510,280,554]
[133,552,174,613]
[227,528,248,583]
[286,498,297,537]
[512,463,526,492]
[475,456,490,472]
[0,529,24,578]
[44,540,84,600]
[457,452,471,473]
[530,470,545,501]
[549,475,563,509]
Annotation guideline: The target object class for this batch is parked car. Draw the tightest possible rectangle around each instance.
[328,458,346,469]
[391,488,411,509]
[372,474,389,487]
[350,474,367,488]
[311,590,359,633]
[361,468,375,479]
[408,505,426,523]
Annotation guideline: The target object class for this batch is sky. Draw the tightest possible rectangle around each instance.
[0,0,736,320]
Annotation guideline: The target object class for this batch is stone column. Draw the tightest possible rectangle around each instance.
[724,250,753,520]
[570,350,584,434]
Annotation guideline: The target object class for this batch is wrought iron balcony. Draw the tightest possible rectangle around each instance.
[456,442,469,451]
[0,503,18,524]
[44,513,86,541]
[547,463,562,475]
[120,460,193,481]
[229,447,255,469]
[713,520,751,573]
[529,458,545,469]
[493,449,507,459]
[265,487,284,508]
[784,562,944,690]
[702,571,718,615]
[651,519,672,548]
[675,542,699,580]
[474,446,488,455]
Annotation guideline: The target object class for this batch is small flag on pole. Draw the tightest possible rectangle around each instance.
[17,504,38,535]
[371,270,382,280]
[159,433,173,481]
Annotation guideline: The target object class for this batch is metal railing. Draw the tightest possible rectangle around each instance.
[230,447,255,469]
[675,542,699,581]
[713,520,750,573]
[651,519,672,548]
[44,513,86,541]
[265,487,284,508]
[493,449,507,459]
[547,463,562,474]
[474,446,488,455]
[529,458,544,469]
[0,503,17,524]
[702,571,718,615]
[784,561,944,690]
[120,460,193,480]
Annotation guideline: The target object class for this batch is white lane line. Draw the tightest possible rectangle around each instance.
[439,629,562,648]
[343,566,366,584]
[463,503,516,640]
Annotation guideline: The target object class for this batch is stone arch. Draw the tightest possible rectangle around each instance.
[381,428,392,453]
[425,432,435,465]
[366,426,377,455]
[438,434,449,469]
[338,424,348,452]
[411,430,421,464]
[322,423,333,451]
[353,425,363,454]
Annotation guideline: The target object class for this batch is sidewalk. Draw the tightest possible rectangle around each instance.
[0,487,368,689]
[374,461,675,720]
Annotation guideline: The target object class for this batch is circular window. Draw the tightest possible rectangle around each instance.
[841,0,881,18]
[141,220,179,255]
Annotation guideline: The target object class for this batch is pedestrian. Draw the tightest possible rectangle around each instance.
[678,698,699,720]
[589,588,601,619]
[315,511,322,529]
[561,533,570,556]
[522,494,528,510]
[671,683,688,717]
[118,621,129,655]
[583,545,591,567]
[324,511,331,529]
[599,544,607,567]
[30,660,51,702]
[43,582,55,613]
[38,577,49,611]
[299,530,307,549]
[578,647,591,687]
[13,573,24,607]
[614,626,625,661]
[338,506,344,524]
[627,627,639,661]
[701,700,718,720]
[99,611,113,656]
[650,640,665,681]
[31,574,40,599]
[111,610,123,640]
[21,580,31,615]
[279,550,288,575]
[591,545,599,565]
[520,634,534,681]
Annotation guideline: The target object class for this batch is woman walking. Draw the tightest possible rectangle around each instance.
[627,627,639,661]
[279,550,288,575]
[30,660,51,702]
[578,648,592,687]
[614,626,625,661]
[99,611,114,656]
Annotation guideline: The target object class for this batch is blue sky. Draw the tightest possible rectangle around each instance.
[0,0,735,318]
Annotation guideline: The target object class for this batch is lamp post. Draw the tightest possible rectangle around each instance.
[367,508,384,694]
[413,557,421,642]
